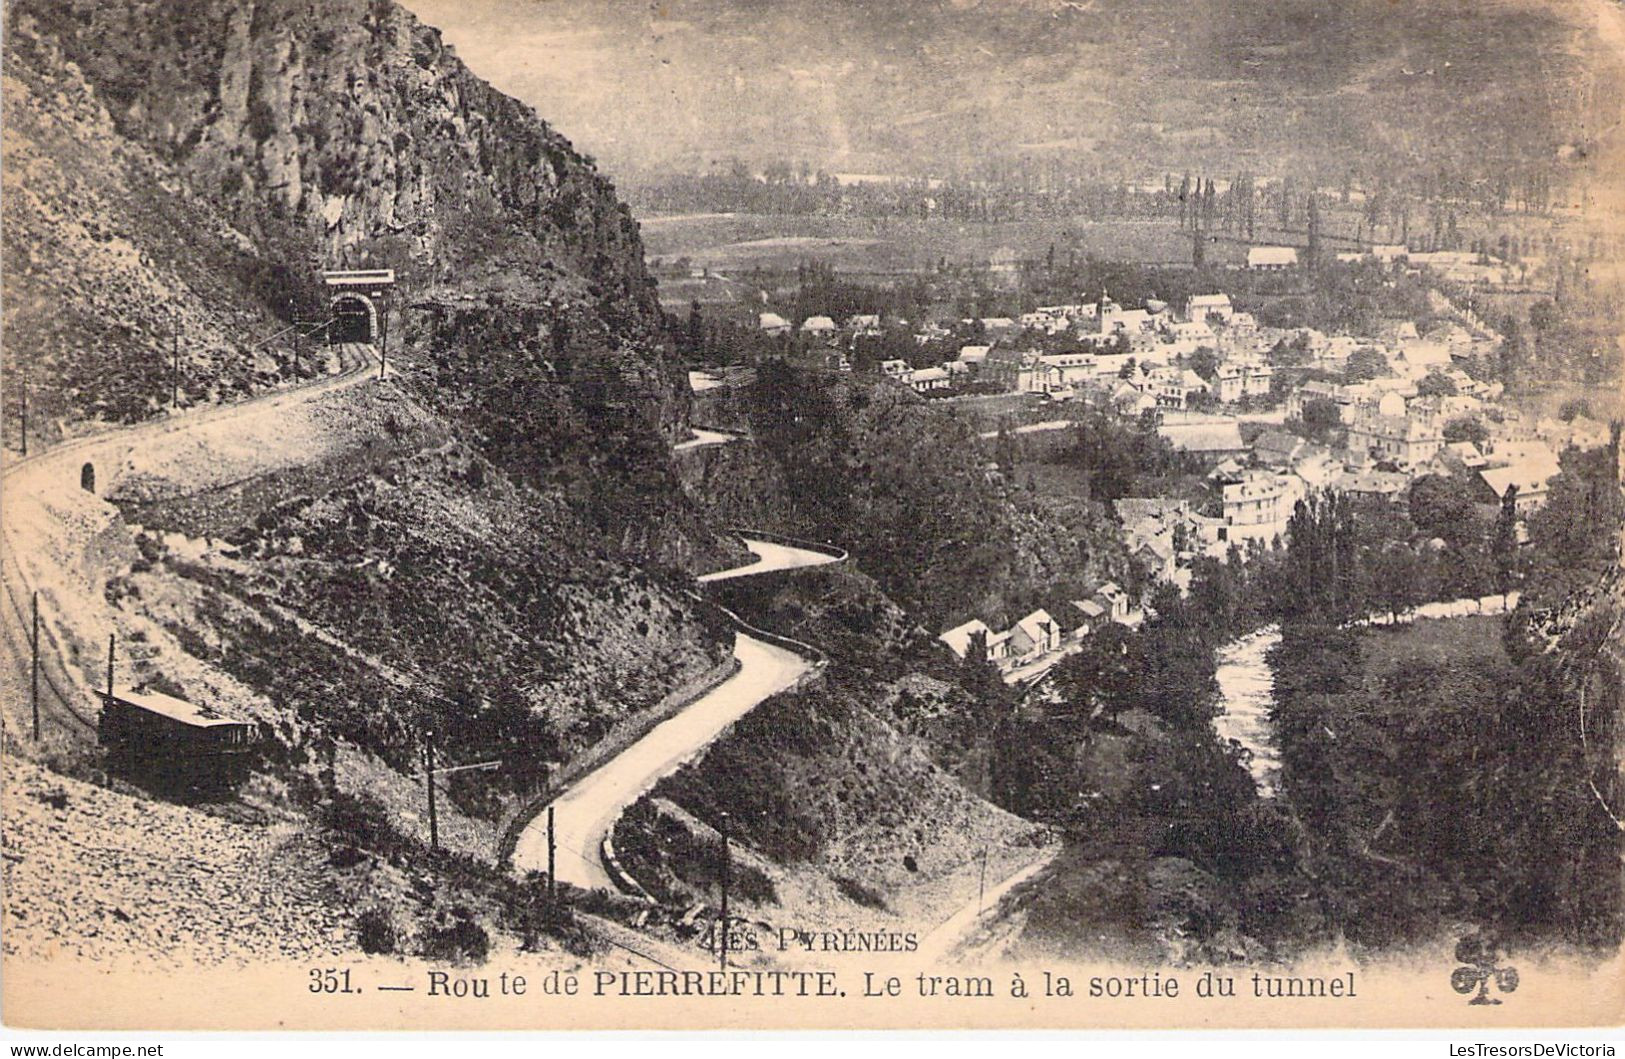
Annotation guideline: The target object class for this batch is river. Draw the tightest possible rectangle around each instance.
[1212,624,1283,799]
[1211,595,1520,800]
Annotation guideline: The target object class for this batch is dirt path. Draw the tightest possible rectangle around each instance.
[914,841,1060,963]
[513,535,839,890]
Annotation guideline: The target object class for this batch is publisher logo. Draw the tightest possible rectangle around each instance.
[1451,932,1519,1006]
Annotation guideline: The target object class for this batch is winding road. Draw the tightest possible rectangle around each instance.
[513,533,840,889]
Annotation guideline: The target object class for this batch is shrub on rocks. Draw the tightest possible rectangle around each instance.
[355,908,397,954]
[419,906,489,964]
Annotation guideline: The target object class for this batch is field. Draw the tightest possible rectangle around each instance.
[1358,614,1508,674]
[637,214,1205,276]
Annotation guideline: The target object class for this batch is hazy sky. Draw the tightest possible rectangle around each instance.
[401,0,1625,190]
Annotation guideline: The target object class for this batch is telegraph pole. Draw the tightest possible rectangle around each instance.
[290,298,301,376]
[377,295,387,382]
[106,633,115,698]
[30,592,40,741]
[718,810,731,970]
[978,845,989,913]
[424,729,439,852]
[17,361,26,456]
[547,805,557,903]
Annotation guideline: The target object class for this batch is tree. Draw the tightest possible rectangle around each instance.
[1344,348,1389,382]
[1492,484,1520,600]
[683,300,705,360]
[1415,373,1458,398]
[1300,397,1343,433]
[1265,333,1311,368]
[1367,545,1429,623]
[1442,416,1489,447]
[1283,492,1363,624]
[1558,398,1593,422]
[1050,622,1142,725]
[1408,474,1484,545]
[1307,194,1322,269]
[1188,348,1220,383]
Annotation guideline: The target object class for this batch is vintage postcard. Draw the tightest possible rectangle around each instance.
[2,0,1623,1033]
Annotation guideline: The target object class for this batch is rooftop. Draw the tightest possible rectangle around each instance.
[106,690,249,729]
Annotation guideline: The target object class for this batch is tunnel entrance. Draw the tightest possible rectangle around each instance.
[80,463,95,493]
[321,269,394,347]
[330,294,376,344]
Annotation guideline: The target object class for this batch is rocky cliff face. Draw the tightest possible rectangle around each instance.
[19,0,654,301]
[6,0,688,439]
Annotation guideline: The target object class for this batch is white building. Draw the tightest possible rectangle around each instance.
[1185,293,1234,325]
[907,366,951,392]
[1215,356,1273,404]
[1248,246,1299,270]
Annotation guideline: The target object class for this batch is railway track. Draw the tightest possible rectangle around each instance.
[0,343,378,749]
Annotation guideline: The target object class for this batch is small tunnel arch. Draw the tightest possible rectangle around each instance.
[80,462,96,494]
[329,293,377,344]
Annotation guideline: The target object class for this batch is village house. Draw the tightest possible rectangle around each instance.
[1135,535,1180,587]
[938,619,1016,666]
[1093,583,1135,625]
[1286,379,1356,423]
[1339,469,1411,500]
[1346,401,1444,468]
[1008,609,1063,661]
[1069,598,1106,639]
[1248,246,1299,270]
[1143,365,1210,410]
[1158,415,1248,461]
[1350,415,1445,470]
[907,366,951,393]
[1315,335,1362,374]
[881,359,910,379]
[1032,351,1101,394]
[1251,429,1308,469]
[1162,318,1217,348]
[982,347,1040,392]
[1215,356,1273,404]
[1185,293,1235,326]
[759,312,791,335]
[1476,454,1563,513]
[800,315,838,337]
[1537,415,1612,453]
[1441,440,1489,472]
[847,314,882,336]
[1111,380,1158,415]
[1392,339,1453,379]
[1220,470,1302,544]
[1115,498,1188,588]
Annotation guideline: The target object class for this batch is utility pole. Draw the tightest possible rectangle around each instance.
[17,360,26,456]
[290,298,301,376]
[30,592,40,741]
[547,805,557,903]
[171,314,181,409]
[377,293,387,381]
[106,632,115,699]
[978,845,989,913]
[718,810,731,970]
[424,729,439,852]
